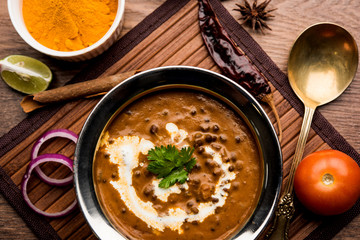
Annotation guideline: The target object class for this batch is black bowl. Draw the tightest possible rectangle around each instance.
[74,66,282,239]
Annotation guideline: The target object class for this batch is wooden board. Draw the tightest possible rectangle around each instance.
[0,0,357,239]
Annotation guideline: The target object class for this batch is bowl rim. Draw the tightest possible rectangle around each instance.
[7,0,125,57]
[74,66,283,240]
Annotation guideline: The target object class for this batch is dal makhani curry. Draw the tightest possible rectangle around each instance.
[93,90,263,239]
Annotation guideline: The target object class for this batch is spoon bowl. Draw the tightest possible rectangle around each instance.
[288,23,358,108]
[266,23,358,240]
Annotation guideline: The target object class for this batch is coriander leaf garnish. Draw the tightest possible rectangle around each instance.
[159,168,188,189]
[185,158,197,172]
[147,145,196,189]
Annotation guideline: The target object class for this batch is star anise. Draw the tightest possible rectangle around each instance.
[234,0,277,34]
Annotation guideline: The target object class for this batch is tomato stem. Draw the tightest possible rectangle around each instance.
[322,173,334,185]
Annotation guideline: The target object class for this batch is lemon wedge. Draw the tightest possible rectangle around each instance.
[0,55,52,94]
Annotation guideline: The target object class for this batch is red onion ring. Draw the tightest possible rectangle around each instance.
[21,154,77,218]
[31,129,78,186]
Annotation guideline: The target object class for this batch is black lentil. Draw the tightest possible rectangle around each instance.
[150,124,158,134]
[219,135,227,142]
[205,134,213,142]
[197,146,205,153]
[212,124,219,131]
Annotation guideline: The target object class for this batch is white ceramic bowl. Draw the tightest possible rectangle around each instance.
[7,0,125,61]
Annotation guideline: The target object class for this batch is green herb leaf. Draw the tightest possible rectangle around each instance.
[147,146,176,178]
[185,158,197,171]
[159,168,188,189]
[147,145,196,189]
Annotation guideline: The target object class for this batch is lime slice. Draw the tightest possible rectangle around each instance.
[0,55,52,94]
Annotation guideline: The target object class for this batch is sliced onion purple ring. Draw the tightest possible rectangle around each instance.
[31,129,78,186]
[21,154,77,218]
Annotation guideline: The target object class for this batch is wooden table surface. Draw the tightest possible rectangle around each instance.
[0,0,359,239]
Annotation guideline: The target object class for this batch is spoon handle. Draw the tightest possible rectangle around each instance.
[265,105,316,240]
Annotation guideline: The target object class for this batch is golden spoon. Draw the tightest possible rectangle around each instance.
[266,22,358,239]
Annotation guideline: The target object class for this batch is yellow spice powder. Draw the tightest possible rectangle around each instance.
[23,0,118,52]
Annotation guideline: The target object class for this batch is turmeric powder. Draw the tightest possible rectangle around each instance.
[22,0,118,52]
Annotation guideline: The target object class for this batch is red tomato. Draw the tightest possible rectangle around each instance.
[294,149,360,216]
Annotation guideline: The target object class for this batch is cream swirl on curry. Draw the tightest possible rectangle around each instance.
[100,123,236,233]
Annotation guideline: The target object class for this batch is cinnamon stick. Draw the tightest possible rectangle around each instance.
[21,70,139,113]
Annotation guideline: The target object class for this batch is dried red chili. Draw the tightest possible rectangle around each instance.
[198,0,282,141]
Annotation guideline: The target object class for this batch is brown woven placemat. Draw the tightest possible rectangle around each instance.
[0,0,359,239]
